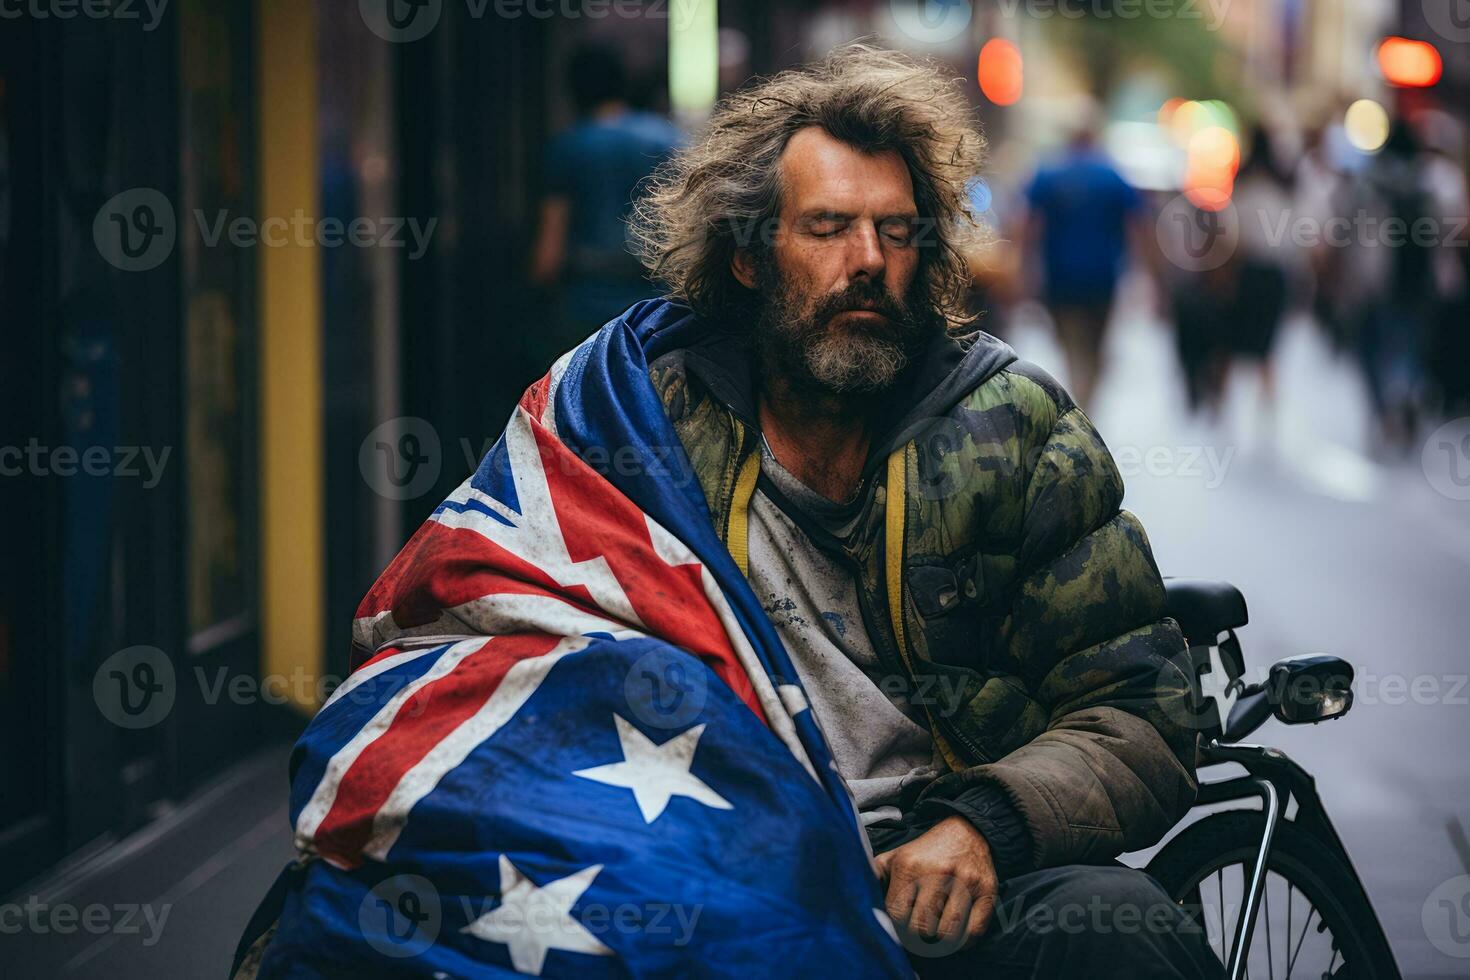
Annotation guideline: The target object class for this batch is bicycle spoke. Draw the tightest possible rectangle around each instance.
[1264,871,1275,980]
[1218,869,1228,963]
[1286,906,1315,976]
[1242,863,1250,980]
[1285,882,1292,980]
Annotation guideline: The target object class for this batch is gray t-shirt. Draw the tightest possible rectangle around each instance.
[746,439,941,826]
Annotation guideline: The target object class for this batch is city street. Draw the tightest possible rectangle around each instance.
[14,290,1467,979]
[1007,280,1470,978]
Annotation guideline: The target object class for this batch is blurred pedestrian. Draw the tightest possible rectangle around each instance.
[529,43,681,356]
[1222,127,1295,425]
[1416,112,1470,416]
[1169,255,1233,420]
[1336,120,1440,451]
[1023,112,1144,410]
[1293,123,1349,351]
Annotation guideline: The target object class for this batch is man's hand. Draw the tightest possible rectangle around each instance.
[874,815,999,953]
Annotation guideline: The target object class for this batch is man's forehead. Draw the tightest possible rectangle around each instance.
[778,127,916,214]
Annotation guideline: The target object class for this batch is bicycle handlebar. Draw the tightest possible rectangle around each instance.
[1221,682,1273,743]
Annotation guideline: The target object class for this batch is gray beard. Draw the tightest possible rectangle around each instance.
[752,268,935,396]
[798,326,911,393]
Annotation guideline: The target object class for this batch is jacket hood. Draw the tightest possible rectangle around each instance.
[625,297,1018,465]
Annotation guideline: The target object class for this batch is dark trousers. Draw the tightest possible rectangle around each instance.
[911,865,1223,979]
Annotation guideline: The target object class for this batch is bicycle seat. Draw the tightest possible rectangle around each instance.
[1164,579,1249,646]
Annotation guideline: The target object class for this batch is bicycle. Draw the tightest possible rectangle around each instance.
[1147,579,1402,980]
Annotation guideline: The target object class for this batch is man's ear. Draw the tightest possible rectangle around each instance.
[730,247,759,290]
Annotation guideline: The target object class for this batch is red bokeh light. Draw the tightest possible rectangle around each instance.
[1376,37,1442,88]
[977,39,1023,106]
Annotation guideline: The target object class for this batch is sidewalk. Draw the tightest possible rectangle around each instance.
[5,742,294,979]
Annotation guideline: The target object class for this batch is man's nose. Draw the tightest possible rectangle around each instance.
[845,220,886,283]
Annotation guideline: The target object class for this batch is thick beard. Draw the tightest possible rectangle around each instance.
[752,256,937,396]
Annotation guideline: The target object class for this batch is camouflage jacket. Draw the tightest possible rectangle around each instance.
[643,302,1199,870]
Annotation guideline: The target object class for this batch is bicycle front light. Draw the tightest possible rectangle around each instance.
[1267,653,1355,724]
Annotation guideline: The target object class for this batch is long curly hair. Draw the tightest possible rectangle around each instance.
[629,43,987,327]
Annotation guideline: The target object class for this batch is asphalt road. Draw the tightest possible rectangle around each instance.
[1006,288,1470,979]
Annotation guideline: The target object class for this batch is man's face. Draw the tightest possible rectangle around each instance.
[742,127,937,395]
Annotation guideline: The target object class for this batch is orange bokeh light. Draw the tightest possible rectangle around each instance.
[1183,126,1239,212]
[1376,37,1442,88]
[1157,97,1185,127]
[977,39,1022,106]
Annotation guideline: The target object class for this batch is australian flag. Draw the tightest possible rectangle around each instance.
[248,300,914,978]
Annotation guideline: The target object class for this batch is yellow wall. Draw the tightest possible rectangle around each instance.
[257,0,323,712]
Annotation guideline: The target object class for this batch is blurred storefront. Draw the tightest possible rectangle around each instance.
[0,0,561,896]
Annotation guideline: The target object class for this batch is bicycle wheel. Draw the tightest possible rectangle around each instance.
[1145,810,1400,979]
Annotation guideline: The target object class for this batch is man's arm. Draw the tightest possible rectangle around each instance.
[919,367,1199,872]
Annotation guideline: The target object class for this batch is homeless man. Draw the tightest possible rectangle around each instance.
[622,45,1220,979]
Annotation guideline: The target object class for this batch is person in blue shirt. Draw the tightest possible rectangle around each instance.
[1024,120,1143,409]
[530,44,682,351]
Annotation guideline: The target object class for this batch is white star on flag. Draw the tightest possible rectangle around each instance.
[461,855,612,975]
[573,714,733,823]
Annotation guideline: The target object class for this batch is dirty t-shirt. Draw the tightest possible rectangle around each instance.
[745,439,942,826]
